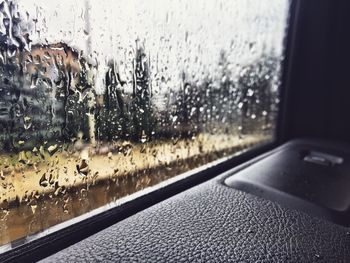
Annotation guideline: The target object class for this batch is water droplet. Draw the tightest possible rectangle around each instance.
[247,89,254,97]
[63,204,69,214]
[77,159,89,176]
[47,144,58,156]
[30,204,38,214]
[0,170,5,180]
[24,116,32,130]
[39,173,48,187]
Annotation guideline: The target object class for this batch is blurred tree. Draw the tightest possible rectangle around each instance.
[102,60,128,141]
[178,70,202,138]
[0,0,29,151]
[217,50,236,133]
[131,39,153,142]
[237,54,280,134]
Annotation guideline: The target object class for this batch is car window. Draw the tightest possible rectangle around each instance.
[0,0,290,248]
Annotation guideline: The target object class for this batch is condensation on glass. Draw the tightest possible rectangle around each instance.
[0,0,290,246]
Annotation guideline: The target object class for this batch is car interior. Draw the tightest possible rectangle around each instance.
[1,0,350,262]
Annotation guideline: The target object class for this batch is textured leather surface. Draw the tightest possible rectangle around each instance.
[42,171,350,263]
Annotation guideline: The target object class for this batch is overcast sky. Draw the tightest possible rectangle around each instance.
[18,0,289,94]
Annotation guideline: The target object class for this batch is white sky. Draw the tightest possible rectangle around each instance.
[18,0,290,94]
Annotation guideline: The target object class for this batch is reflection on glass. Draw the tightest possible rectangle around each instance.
[0,0,289,246]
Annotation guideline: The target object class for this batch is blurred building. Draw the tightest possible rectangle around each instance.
[0,42,94,151]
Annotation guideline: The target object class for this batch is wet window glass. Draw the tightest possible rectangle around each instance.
[0,0,290,247]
